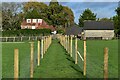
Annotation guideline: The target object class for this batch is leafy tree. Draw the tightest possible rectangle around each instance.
[62,6,74,27]
[48,0,74,27]
[48,0,63,27]
[115,7,120,35]
[99,18,111,21]
[25,9,41,19]
[78,8,96,27]
[112,15,119,35]
[2,2,22,30]
[23,2,48,13]
[23,2,48,19]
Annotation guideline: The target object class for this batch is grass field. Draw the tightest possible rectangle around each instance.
[2,39,118,78]
[33,40,85,78]
[74,40,118,78]
[2,41,38,78]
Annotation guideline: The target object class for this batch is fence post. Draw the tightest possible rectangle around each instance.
[14,48,19,79]
[30,42,34,78]
[62,35,63,46]
[41,37,44,59]
[6,37,7,42]
[65,35,67,51]
[13,37,15,42]
[68,36,70,53]
[21,36,23,41]
[37,40,40,66]
[75,36,78,64]
[29,36,30,41]
[36,36,37,40]
[64,35,66,49]
[83,39,86,76]
[70,35,72,57]
[44,37,46,54]
[104,47,108,80]
[46,37,47,52]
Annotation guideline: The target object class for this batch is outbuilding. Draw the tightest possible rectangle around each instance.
[83,21,114,40]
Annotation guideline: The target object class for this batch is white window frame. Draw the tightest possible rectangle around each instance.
[38,19,42,23]
[27,19,31,23]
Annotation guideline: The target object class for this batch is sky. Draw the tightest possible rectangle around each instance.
[61,2,118,24]
[1,0,120,24]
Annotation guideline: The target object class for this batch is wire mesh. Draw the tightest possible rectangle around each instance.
[61,36,118,78]
[19,42,31,78]
[19,41,38,78]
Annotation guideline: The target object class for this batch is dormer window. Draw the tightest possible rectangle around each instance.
[33,19,37,23]
[38,19,42,23]
[27,19,31,23]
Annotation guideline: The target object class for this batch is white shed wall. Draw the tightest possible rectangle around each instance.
[84,30,114,39]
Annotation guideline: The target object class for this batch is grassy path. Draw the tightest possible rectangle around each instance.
[33,40,85,78]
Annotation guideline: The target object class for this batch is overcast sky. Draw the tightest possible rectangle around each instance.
[1,0,119,24]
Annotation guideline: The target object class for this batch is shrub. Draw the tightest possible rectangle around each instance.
[2,29,51,37]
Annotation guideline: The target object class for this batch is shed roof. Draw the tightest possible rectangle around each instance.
[84,21,114,30]
[66,26,83,35]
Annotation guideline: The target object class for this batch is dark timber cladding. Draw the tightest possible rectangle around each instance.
[84,21,114,30]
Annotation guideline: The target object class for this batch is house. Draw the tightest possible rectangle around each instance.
[83,21,114,40]
[21,19,55,31]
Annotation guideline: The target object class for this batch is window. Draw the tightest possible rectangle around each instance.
[27,19,31,23]
[33,19,37,23]
[38,19,42,23]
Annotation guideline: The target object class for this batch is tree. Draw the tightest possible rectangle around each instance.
[25,9,41,19]
[99,18,111,21]
[2,2,22,30]
[62,6,74,27]
[23,2,48,19]
[112,15,119,35]
[78,8,96,27]
[48,0,63,27]
[48,0,74,27]
[115,7,120,35]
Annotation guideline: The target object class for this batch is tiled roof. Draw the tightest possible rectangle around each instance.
[66,26,83,35]
[84,21,114,30]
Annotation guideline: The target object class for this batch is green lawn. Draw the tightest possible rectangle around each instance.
[73,40,118,78]
[33,40,85,78]
[2,39,118,78]
[2,41,38,78]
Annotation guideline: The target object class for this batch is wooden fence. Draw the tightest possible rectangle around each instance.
[0,36,42,42]
[58,34,108,79]
[14,35,52,79]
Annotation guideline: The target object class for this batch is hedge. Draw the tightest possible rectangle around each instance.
[2,29,51,37]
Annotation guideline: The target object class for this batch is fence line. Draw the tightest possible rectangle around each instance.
[13,35,52,78]
[12,34,109,78]
[0,36,42,42]
[58,34,108,78]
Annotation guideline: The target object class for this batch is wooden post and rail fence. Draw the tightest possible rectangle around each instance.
[14,35,52,79]
[13,34,108,79]
[59,34,108,79]
[0,36,42,42]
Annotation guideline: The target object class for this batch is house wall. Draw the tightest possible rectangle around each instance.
[84,30,114,39]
